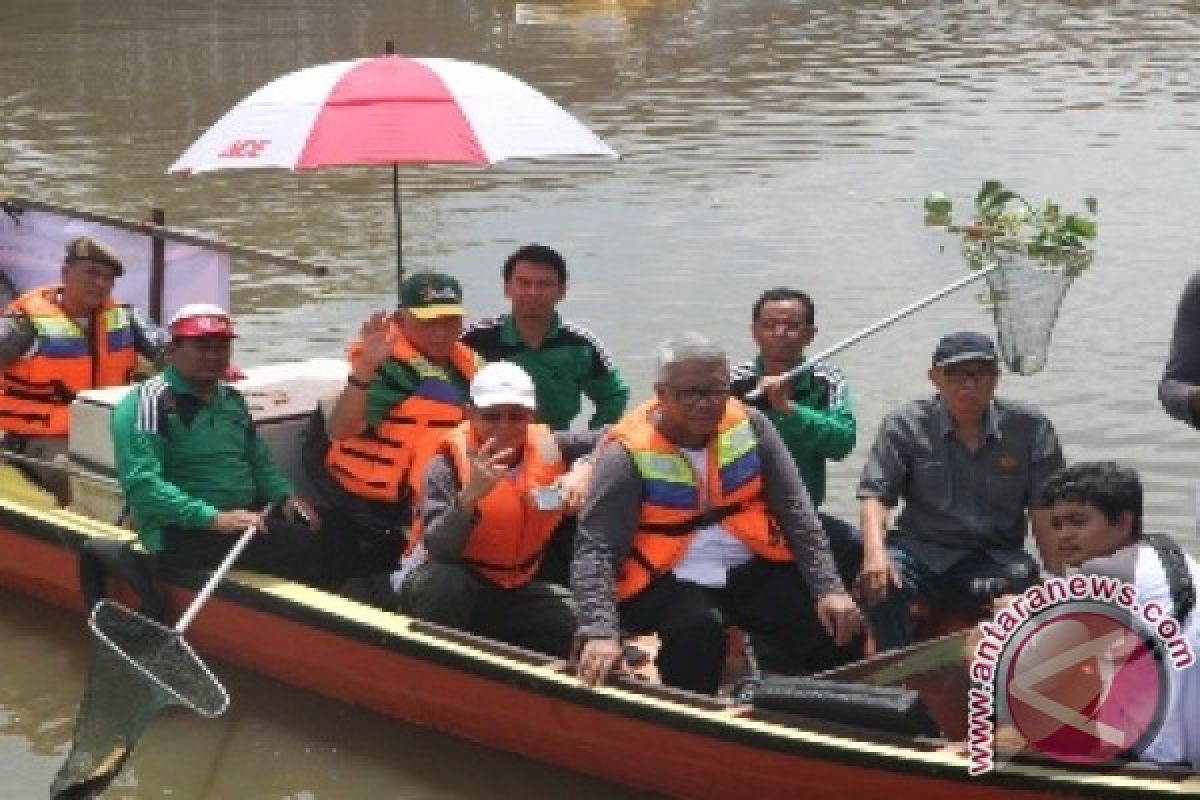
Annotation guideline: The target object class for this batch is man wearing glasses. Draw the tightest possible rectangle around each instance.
[398,362,599,658]
[731,287,861,589]
[573,332,862,695]
[857,331,1064,650]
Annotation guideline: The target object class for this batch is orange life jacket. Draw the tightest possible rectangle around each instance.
[439,421,566,588]
[325,335,480,504]
[0,287,136,437]
[609,398,791,600]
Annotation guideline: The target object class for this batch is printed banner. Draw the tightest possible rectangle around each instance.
[0,206,230,322]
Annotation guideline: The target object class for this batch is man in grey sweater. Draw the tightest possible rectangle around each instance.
[572,332,862,695]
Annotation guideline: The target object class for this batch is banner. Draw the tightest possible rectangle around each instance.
[0,206,230,322]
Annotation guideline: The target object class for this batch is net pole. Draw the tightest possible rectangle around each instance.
[174,524,256,633]
[745,264,999,400]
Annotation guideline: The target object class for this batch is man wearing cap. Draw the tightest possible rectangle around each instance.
[397,362,600,657]
[856,331,1064,650]
[461,244,629,431]
[319,272,484,561]
[0,236,166,499]
[111,304,325,584]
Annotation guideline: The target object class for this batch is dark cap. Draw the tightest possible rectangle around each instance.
[932,331,998,368]
[399,272,466,320]
[64,236,124,276]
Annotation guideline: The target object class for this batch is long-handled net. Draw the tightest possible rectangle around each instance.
[966,238,1092,377]
[49,526,255,800]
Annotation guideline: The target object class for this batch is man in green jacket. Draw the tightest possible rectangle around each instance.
[731,287,861,584]
[112,303,325,585]
[461,244,629,430]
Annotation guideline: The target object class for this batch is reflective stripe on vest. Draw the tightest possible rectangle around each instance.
[609,398,790,600]
[440,422,566,588]
[0,287,136,436]
[325,337,480,504]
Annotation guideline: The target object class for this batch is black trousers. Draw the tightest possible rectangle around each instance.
[618,558,861,695]
[159,507,325,588]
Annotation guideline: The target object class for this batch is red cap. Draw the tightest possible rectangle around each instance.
[168,303,236,339]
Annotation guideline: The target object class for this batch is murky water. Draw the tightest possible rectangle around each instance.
[4,0,1200,795]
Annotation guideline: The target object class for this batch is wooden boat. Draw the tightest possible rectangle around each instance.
[1,200,1197,798]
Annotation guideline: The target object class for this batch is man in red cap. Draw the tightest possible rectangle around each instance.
[0,236,166,498]
[111,304,325,585]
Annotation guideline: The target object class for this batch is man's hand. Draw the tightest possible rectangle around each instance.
[460,437,515,507]
[756,374,794,414]
[576,637,624,687]
[555,459,594,515]
[855,549,903,607]
[212,509,265,534]
[815,592,863,647]
[283,495,321,530]
[355,310,399,376]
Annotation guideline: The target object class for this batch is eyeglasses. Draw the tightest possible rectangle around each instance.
[478,409,533,424]
[668,385,731,405]
[756,321,811,334]
[941,369,998,386]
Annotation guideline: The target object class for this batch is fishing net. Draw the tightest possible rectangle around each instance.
[49,600,228,800]
[963,240,1092,376]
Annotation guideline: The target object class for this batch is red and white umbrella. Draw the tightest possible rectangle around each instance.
[168,50,617,274]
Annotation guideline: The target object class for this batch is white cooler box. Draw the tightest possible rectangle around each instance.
[67,358,349,522]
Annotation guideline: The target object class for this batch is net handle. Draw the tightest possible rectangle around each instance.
[174,524,257,633]
[745,263,1000,400]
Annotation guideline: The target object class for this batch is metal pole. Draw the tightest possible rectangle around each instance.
[174,524,257,633]
[745,264,1000,400]
[149,208,166,323]
[394,163,403,284]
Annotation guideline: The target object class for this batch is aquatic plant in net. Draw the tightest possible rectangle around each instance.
[49,600,228,800]
[925,181,1097,375]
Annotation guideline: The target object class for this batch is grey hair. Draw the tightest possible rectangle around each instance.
[655,332,727,383]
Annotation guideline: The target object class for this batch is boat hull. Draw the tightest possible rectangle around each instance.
[0,506,1193,799]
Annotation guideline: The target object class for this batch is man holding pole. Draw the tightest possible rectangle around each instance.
[112,304,325,585]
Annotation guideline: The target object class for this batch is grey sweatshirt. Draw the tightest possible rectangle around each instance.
[571,407,845,640]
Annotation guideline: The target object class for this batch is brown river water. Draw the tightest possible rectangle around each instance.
[3,0,1200,796]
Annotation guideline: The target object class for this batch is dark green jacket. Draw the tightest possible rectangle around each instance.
[730,355,856,507]
[111,364,293,551]
[461,313,629,430]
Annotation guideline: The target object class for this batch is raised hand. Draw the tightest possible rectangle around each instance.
[354,310,399,376]
[460,437,515,508]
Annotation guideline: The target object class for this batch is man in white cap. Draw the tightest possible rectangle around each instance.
[397,362,600,658]
[111,304,325,585]
[0,236,165,498]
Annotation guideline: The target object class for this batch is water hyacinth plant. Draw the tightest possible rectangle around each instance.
[924,181,1098,276]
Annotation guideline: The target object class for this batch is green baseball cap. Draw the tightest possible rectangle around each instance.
[399,272,466,320]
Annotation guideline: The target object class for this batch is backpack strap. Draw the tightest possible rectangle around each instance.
[1145,533,1195,626]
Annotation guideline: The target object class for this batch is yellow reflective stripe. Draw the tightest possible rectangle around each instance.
[28,315,81,338]
[630,451,694,486]
[101,306,130,331]
[717,419,756,467]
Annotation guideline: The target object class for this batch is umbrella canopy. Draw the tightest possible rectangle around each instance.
[168,53,618,276]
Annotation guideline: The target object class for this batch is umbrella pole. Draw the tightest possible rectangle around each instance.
[393,163,403,284]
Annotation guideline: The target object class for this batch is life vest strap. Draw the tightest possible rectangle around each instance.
[640,502,748,537]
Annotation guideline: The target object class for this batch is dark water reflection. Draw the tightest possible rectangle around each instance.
[4,0,1200,795]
